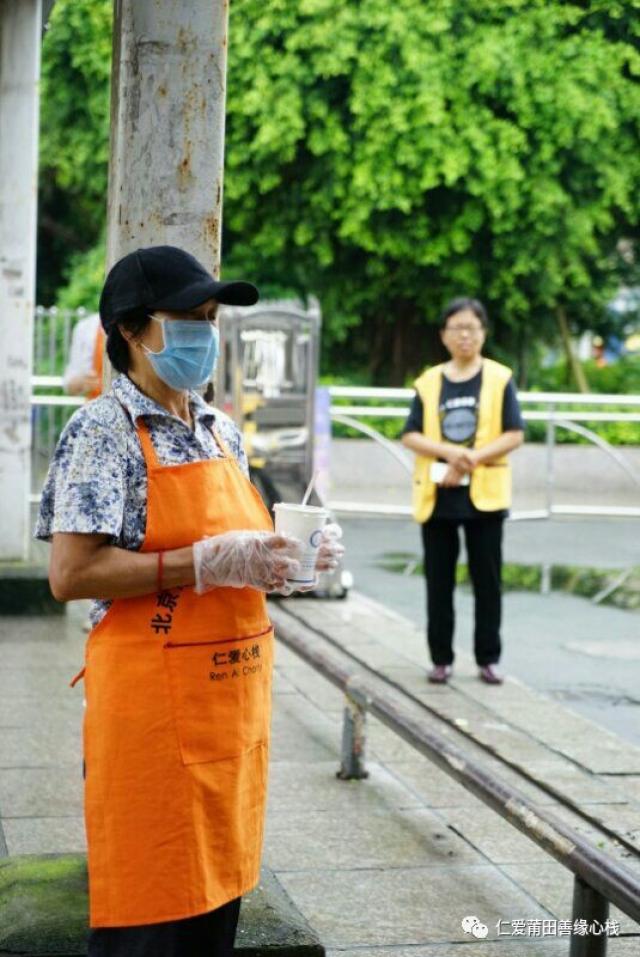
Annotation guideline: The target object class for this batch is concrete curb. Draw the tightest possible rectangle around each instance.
[0,855,324,957]
[0,564,63,616]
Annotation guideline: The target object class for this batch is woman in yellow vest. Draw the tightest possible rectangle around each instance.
[401,298,524,685]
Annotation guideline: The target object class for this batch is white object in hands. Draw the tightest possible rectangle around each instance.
[430,461,470,486]
[273,503,329,586]
[192,530,302,594]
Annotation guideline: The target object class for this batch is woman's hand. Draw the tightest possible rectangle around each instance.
[458,449,480,472]
[445,446,472,472]
[315,523,344,573]
[277,522,346,597]
[193,531,303,594]
[440,465,464,488]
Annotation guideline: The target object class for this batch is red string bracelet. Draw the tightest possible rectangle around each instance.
[157,551,164,594]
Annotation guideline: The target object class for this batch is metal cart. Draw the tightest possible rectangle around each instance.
[215,298,351,598]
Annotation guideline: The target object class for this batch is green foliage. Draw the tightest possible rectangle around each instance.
[523,354,640,444]
[38,0,112,304]
[532,419,640,446]
[382,556,640,610]
[457,563,544,592]
[224,0,640,380]
[332,408,640,445]
[40,0,111,200]
[55,240,107,312]
[39,0,640,388]
[533,356,640,395]
[332,419,405,441]
[326,348,640,443]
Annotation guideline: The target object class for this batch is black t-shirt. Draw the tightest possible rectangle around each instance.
[402,367,524,521]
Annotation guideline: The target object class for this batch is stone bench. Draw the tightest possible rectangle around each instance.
[0,855,323,957]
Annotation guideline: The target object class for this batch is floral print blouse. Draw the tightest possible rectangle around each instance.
[35,374,249,626]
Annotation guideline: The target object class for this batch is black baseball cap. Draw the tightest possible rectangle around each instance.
[99,245,259,331]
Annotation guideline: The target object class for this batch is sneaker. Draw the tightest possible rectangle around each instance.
[428,665,452,684]
[479,665,503,685]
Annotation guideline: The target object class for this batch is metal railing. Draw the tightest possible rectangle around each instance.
[328,386,640,519]
[270,602,640,956]
[30,308,88,502]
[28,307,640,518]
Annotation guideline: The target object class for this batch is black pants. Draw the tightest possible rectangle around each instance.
[87,897,241,957]
[421,516,504,667]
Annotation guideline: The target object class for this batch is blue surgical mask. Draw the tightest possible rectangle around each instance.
[143,317,219,391]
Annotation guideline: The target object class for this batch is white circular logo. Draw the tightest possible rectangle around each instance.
[442,406,477,443]
[462,916,488,939]
[462,916,479,934]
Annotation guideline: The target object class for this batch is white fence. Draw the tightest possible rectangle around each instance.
[30,307,640,518]
[328,387,640,518]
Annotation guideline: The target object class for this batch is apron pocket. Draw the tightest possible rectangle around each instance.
[163,628,273,766]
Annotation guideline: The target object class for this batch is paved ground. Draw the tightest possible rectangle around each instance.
[15,434,639,950]
[339,516,640,746]
[1,594,638,952]
[270,594,640,952]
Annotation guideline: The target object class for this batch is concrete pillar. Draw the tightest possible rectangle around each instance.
[0,0,42,561]
[106,1,230,274]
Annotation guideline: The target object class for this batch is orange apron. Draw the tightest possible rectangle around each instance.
[75,417,274,927]
[86,326,105,400]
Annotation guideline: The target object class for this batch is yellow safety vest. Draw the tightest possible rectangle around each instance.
[412,358,514,523]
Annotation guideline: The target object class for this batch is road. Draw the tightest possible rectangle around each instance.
[338,515,640,747]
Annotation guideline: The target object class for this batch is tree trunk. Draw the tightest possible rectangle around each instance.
[556,306,589,393]
[390,309,409,385]
[367,315,389,382]
[516,322,528,389]
[369,307,445,383]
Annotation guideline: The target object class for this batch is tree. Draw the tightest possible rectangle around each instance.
[224,0,640,382]
[37,0,112,305]
[39,0,640,386]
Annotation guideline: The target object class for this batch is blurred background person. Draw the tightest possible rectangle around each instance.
[402,298,524,686]
[63,312,104,399]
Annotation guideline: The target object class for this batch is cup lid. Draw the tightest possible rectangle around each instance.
[273,503,328,514]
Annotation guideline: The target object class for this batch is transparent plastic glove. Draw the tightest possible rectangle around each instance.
[193,530,303,595]
[282,523,345,596]
[315,522,345,573]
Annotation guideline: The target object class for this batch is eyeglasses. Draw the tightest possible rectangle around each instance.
[444,323,483,335]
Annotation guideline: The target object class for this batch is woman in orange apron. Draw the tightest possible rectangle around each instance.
[62,315,105,400]
[37,246,343,957]
[86,325,104,400]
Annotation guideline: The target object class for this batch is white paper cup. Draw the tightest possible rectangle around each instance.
[273,503,329,585]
